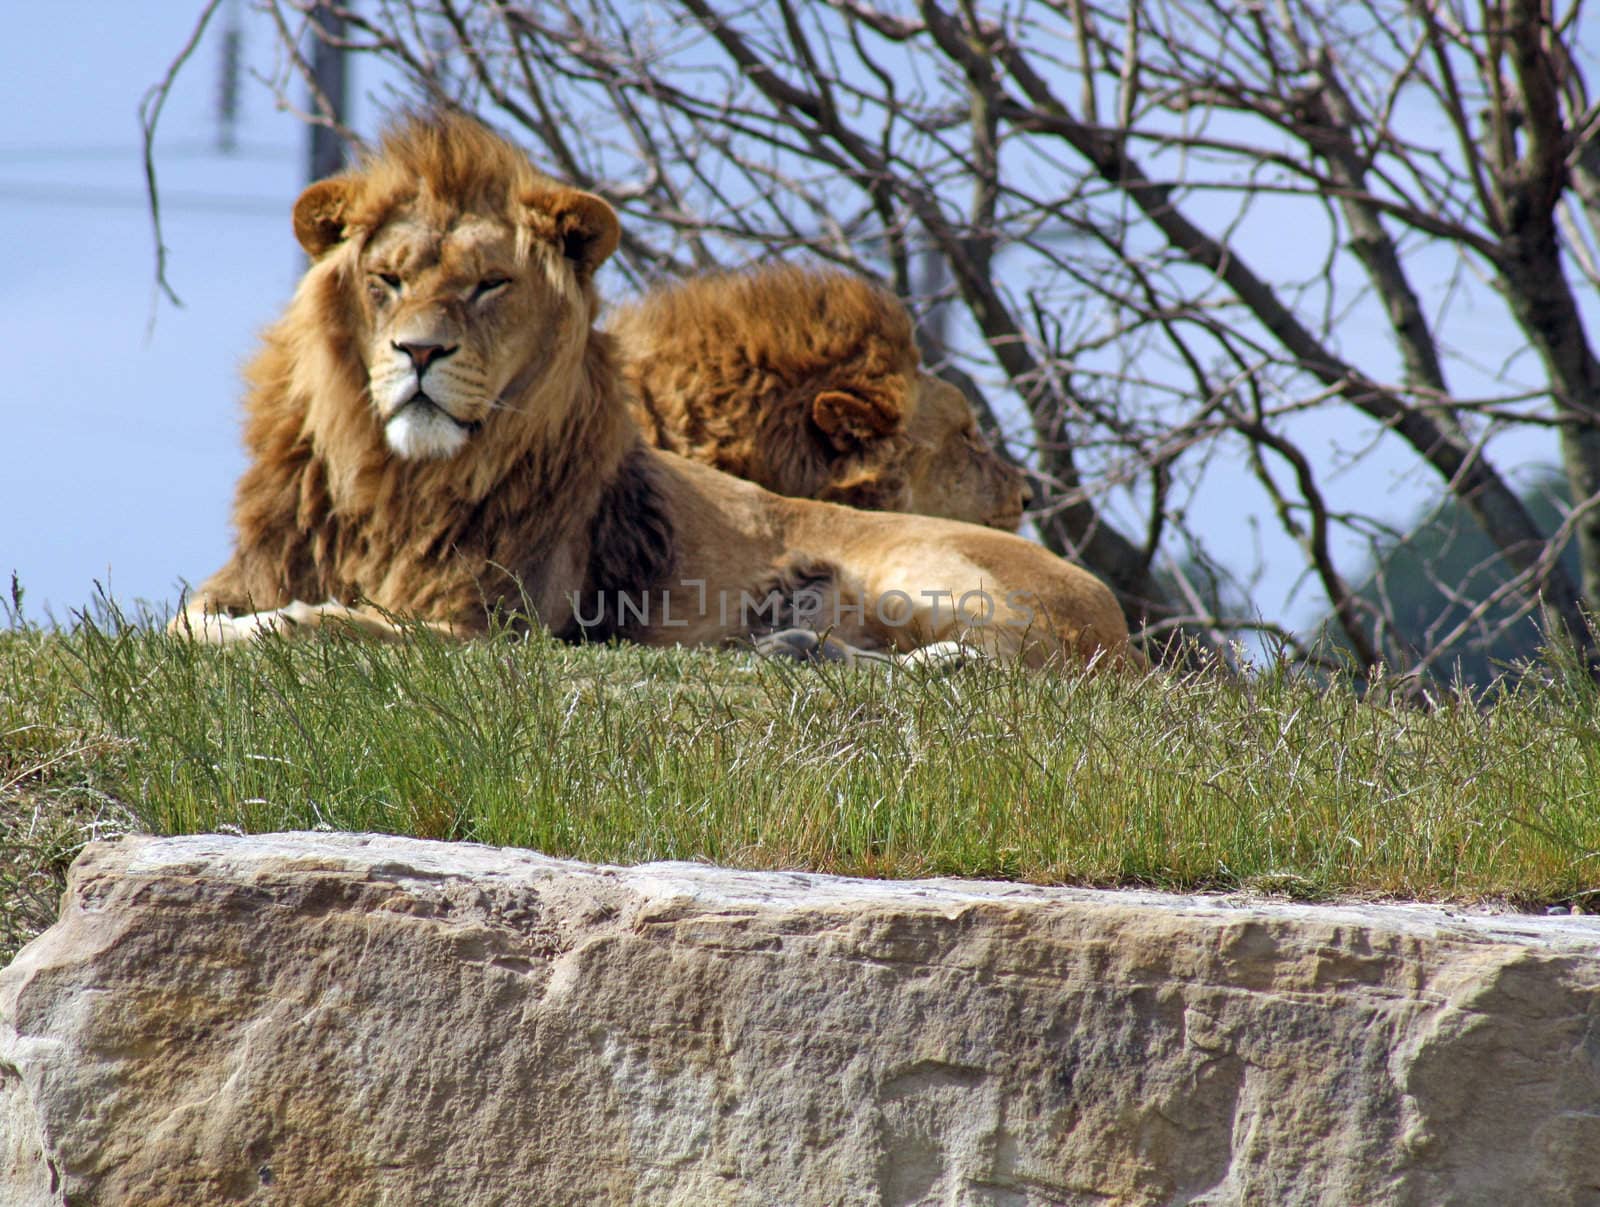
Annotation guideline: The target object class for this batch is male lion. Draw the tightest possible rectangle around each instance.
[173,112,1134,670]
[610,265,1030,530]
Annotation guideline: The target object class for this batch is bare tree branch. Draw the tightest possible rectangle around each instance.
[140,0,229,318]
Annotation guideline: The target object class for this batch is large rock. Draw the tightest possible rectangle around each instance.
[3,833,1599,1205]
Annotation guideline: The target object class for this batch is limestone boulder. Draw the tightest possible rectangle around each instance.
[3,832,1599,1205]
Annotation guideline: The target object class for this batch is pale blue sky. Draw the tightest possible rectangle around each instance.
[0,3,1572,633]
[2,4,308,621]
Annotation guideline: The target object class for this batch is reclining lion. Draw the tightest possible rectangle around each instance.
[610,265,1030,530]
[172,112,1134,671]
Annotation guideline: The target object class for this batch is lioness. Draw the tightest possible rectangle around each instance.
[172,112,1133,670]
[611,265,1030,530]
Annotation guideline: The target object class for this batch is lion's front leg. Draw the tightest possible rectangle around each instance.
[169,599,457,644]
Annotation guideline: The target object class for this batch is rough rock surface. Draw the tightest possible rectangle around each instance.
[3,833,1600,1206]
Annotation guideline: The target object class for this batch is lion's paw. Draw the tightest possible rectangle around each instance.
[752,628,893,667]
[170,601,330,644]
[895,640,976,674]
[170,609,272,643]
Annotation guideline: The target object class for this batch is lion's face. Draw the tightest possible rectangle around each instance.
[291,148,620,463]
[900,374,1030,531]
[356,213,544,459]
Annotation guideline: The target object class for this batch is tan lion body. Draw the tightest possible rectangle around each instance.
[174,114,1133,671]
[612,266,1030,530]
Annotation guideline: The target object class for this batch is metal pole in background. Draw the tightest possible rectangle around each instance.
[307,4,348,182]
[215,0,242,154]
[915,244,951,360]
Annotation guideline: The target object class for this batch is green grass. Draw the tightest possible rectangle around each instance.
[5,606,1600,961]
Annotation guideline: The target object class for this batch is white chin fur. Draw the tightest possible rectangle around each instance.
[385,405,468,460]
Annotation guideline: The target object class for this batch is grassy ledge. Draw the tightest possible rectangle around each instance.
[5,611,1600,960]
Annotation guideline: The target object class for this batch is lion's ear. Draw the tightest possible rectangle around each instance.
[811,389,899,450]
[531,189,621,277]
[293,179,354,257]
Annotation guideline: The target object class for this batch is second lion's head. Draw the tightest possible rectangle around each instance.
[611,265,1032,532]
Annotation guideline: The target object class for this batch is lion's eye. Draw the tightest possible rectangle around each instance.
[471,276,511,302]
[368,272,401,297]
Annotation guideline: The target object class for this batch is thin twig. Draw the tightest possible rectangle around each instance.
[139,0,229,323]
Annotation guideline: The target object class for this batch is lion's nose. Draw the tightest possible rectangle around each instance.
[1018,476,1034,505]
[393,341,458,372]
